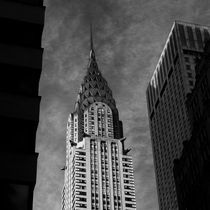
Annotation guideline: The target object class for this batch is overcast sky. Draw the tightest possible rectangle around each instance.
[33,0,210,210]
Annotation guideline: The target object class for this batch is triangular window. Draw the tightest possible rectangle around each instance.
[95,91,99,97]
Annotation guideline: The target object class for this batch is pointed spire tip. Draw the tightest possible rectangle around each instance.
[90,23,94,51]
[89,23,95,60]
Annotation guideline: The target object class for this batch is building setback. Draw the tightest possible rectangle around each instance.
[62,31,136,210]
[0,0,45,209]
[146,21,210,209]
[173,41,210,210]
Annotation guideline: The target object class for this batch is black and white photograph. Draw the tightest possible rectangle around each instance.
[1,0,210,210]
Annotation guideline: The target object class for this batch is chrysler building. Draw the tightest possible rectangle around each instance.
[62,28,136,210]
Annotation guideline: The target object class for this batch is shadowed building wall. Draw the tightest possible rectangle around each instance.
[173,41,210,210]
[0,0,45,209]
[146,21,210,210]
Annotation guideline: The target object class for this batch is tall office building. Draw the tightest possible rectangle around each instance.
[0,0,45,209]
[173,41,210,210]
[62,31,136,210]
[146,21,210,209]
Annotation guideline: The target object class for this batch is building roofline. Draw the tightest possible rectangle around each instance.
[148,20,210,88]
[174,19,210,29]
[148,22,175,87]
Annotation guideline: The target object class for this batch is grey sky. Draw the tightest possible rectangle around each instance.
[33,0,210,210]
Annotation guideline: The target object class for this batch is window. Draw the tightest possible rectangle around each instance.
[76,156,86,161]
[187,72,192,78]
[189,80,193,86]
[76,173,86,178]
[76,197,87,202]
[77,191,87,196]
[186,64,191,70]
[125,197,135,202]
[125,191,135,196]
[124,185,134,190]
[122,158,132,162]
[76,168,86,172]
[76,179,86,184]
[76,185,86,190]
[184,57,189,62]
[76,203,87,208]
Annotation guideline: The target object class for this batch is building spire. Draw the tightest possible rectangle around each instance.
[90,23,94,50]
[90,23,96,60]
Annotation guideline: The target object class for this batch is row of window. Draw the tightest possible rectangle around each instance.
[101,141,111,209]
[90,139,99,208]
[111,143,122,210]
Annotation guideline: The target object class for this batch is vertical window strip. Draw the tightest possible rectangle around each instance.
[178,24,187,47]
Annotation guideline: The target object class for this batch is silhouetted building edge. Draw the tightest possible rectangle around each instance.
[0,0,45,209]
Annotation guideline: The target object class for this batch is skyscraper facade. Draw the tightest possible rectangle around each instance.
[0,0,45,209]
[173,41,210,210]
[62,32,136,210]
[146,21,210,209]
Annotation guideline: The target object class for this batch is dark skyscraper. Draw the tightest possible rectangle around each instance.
[173,40,210,210]
[0,0,45,209]
[146,21,210,209]
[62,30,136,210]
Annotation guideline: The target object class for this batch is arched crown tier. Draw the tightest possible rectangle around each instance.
[74,41,116,112]
[72,27,123,141]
